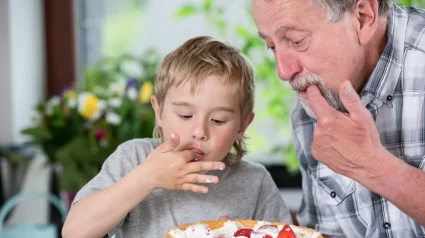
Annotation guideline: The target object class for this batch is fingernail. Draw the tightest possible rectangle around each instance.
[344,82,353,93]
[215,164,225,170]
[203,188,208,193]
[206,178,213,184]
[171,133,175,140]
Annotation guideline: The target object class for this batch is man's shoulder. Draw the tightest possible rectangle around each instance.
[400,6,425,52]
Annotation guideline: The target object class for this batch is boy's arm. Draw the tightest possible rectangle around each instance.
[62,161,159,238]
[62,135,225,238]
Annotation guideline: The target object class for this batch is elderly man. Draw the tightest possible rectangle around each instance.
[252,0,425,237]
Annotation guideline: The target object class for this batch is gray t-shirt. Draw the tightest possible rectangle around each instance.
[73,138,292,238]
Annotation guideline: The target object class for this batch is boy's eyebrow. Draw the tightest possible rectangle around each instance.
[172,101,193,107]
[213,106,235,113]
[172,101,235,113]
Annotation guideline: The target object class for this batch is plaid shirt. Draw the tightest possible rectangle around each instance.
[293,3,425,238]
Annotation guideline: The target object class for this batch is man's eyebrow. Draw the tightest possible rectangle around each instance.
[258,26,309,40]
[258,32,268,40]
[275,25,309,36]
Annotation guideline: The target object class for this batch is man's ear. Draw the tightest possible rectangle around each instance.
[236,113,255,140]
[353,0,379,45]
[151,95,163,127]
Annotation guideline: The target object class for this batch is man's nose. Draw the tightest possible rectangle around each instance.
[275,49,302,81]
[192,122,208,140]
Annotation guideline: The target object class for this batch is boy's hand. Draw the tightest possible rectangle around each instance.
[143,133,225,193]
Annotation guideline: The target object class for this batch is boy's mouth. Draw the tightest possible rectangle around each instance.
[188,147,205,162]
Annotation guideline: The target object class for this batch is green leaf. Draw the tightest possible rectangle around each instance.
[236,26,249,38]
[21,127,52,141]
[204,0,212,11]
[175,5,198,18]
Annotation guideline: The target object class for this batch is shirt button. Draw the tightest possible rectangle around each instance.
[330,191,336,198]
[383,222,391,229]
[387,95,393,101]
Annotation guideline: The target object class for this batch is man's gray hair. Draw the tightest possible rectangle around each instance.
[313,0,391,22]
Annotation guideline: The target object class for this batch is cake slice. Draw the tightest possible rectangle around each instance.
[166,219,323,238]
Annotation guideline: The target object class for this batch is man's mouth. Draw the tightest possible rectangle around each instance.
[188,147,205,162]
[294,86,308,100]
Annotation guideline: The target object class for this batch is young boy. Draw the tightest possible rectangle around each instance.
[62,36,291,238]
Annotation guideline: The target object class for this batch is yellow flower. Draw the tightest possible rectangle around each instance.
[78,92,103,120]
[63,90,77,99]
[139,81,153,103]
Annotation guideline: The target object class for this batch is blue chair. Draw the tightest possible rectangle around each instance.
[0,192,67,238]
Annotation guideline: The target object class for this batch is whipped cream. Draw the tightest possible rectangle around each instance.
[168,220,321,238]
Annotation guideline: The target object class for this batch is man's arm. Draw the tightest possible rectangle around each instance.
[359,148,425,226]
[305,81,425,226]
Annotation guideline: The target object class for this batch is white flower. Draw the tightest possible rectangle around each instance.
[67,98,77,108]
[108,97,122,108]
[120,60,143,78]
[47,96,60,106]
[127,87,138,101]
[106,112,122,125]
[108,80,126,97]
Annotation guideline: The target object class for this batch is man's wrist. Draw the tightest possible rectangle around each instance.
[358,148,408,197]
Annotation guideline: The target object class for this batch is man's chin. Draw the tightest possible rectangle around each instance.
[295,93,317,119]
[300,100,317,120]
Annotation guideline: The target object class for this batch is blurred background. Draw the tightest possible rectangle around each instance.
[0,0,423,236]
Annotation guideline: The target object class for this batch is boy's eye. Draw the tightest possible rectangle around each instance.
[179,115,192,119]
[211,119,225,125]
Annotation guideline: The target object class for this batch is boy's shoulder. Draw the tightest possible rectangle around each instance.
[118,138,160,151]
[114,138,160,163]
[227,159,269,176]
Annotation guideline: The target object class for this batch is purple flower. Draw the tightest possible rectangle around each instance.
[125,79,139,91]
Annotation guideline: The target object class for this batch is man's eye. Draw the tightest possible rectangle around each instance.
[211,119,225,125]
[179,115,192,119]
[267,45,276,52]
[291,37,308,50]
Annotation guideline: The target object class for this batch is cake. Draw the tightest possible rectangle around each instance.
[166,219,323,238]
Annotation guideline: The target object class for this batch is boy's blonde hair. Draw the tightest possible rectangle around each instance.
[153,36,254,165]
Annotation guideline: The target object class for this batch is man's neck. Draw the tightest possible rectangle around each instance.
[359,18,389,91]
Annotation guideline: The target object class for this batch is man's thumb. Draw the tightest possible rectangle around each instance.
[339,81,363,115]
[161,132,180,152]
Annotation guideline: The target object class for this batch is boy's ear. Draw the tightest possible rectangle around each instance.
[236,113,255,140]
[151,96,163,127]
[353,0,379,45]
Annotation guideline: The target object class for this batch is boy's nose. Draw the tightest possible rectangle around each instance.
[192,124,208,140]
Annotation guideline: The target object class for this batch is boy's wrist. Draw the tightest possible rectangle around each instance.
[134,163,158,192]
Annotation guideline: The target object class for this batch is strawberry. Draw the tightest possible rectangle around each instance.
[256,224,279,234]
[233,228,254,237]
[250,232,273,238]
[277,225,296,238]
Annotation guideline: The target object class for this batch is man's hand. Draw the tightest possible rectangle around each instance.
[305,81,385,180]
[142,133,225,193]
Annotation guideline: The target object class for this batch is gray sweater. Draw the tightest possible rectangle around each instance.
[73,138,292,238]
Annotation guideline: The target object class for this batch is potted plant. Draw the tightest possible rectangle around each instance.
[21,50,160,195]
